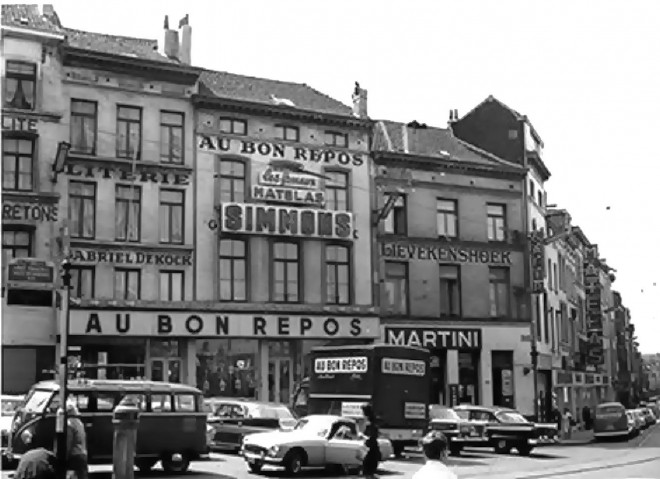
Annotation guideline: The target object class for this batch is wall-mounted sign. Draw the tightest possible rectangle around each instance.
[2,200,58,222]
[252,166,325,207]
[382,358,426,376]
[220,202,354,240]
[197,135,365,167]
[583,244,603,366]
[2,115,37,132]
[314,357,368,374]
[501,369,513,396]
[341,402,367,418]
[404,402,426,420]
[448,384,460,407]
[381,242,512,265]
[70,248,193,266]
[530,231,545,293]
[69,311,380,338]
[384,327,482,350]
[6,258,55,288]
[65,162,190,185]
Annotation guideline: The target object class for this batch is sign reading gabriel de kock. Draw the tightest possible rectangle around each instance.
[69,311,380,339]
[70,248,193,266]
[385,327,482,350]
[381,242,512,265]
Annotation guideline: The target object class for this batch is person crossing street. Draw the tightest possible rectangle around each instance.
[412,431,457,479]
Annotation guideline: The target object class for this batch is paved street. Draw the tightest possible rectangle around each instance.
[5,424,658,479]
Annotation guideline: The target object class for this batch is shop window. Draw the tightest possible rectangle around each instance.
[275,125,299,142]
[439,265,461,316]
[324,131,348,147]
[383,194,407,235]
[160,111,184,164]
[219,117,247,136]
[69,181,96,239]
[70,266,95,299]
[114,268,141,300]
[488,267,510,318]
[272,241,300,303]
[325,244,350,305]
[115,185,141,242]
[2,229,32,260]
[70,99,97,155]
[151,393,172,412]
[160,270,184,301]
[487,203,507,241]
[2,138,34,191]
[325,171,349,211]
[174,393,196,412]
[437,199,458,238]
[116,105,142,159]
[219,238,247,301]
[196,339,258,399]
[383,262,408,314]
[218,159,246,203]
[458,351,480,405]
[159,189,184,244]
[4,61,36,110]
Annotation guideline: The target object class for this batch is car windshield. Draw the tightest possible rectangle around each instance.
[294,417,333,437]
[455,410,470,420]
[429,406,460,421]
[248,404,295,420]
[23,389,54,413]
[597,405,623,415]
[1,399,22,416]
[496,411,529,423]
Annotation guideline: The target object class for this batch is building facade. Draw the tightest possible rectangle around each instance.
[372,120,538,414]
[1,5,66,393]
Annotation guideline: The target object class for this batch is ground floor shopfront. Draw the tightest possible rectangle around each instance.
[64,309,379,404]
[382,322,536,416]
[553,370,612,422]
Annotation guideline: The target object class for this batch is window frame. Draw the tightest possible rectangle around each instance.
[439,264,461,317]
[275,124,300,142]
[159,270,185,301]
[115,105,143,159]
[115,184,142,242]
[4,60,37,110]
[325,243,351,305]
[2,137,35,192]
[488,267,511,318]
[271,240,301,304]
[70,266,95,300]
[218,158,247,204]
[383,261,409,315]
[218,238,248,302]
[436,198,458,238]
[218,117,247,136]
[487,203,507,242]
[383,194,407,235]
[324,131,348,148]
[113,267,142,300]
[160,110,185,164]
[324,170,350,211]
[159,188,185,244]
[70,99,98,155]
[68,181,97,239]
[2,228,33,260]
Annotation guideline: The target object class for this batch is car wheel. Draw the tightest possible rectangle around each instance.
[392,443,405,458]
[494,440,511,454]
[449,444,462,456]
[248,462,263,474]
[162,453,190,474]
[284,449,305,476]
[517,444,533,456]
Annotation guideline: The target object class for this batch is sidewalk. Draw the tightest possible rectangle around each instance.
[556,428,594,445]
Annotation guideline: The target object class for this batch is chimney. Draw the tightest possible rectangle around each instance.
[163,15,180,60]
[352,82,368,119]
[179,14,191,65]
[41,4,62,28]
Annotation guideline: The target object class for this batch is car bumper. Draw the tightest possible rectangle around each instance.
[243,451,284,466]
[594,429,629,437]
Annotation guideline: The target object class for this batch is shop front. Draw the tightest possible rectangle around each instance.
[68,309,379,403]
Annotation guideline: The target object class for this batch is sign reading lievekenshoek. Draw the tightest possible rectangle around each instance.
[381,241,512,264]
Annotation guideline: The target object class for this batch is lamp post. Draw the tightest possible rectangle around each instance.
[56,258,72,479]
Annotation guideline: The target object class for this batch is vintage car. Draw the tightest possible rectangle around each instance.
[241,414,394,475]
[625,410,640,436]
[427,405,469,455]
[206,398,297,452]
[1,395,24,467]
[593,402,630,440]
[640,407,657,427]
[452,405,558,456]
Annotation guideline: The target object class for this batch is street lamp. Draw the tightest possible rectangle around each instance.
[55,258,72,479]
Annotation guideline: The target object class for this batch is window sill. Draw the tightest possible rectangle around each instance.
[1,107,63,122]
[1,190,60,202]
[67,153,193,171]
[70,238,193,251]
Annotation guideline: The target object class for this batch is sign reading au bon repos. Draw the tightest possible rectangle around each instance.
[69,311,379,338]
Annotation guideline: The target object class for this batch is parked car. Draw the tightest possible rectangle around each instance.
[593,402,630,440]
[206,398,297,452]
[452,405,558,456]
[427,405,469,456]
[241,414,393,475]
[632,409,646,430]
[625,410,639,437]
[640,407,657,427]
[1,395,24,468]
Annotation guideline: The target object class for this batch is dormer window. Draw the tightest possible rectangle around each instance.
[4,61,36,110]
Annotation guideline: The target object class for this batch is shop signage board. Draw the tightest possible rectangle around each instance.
[314,357,368,374]
[252,166,326,207]
[65,161,191,185]
[6,258,55,289]
[381,241,512,265]
[384,327,482,350]
[530,232,545,293]
[2,200,59,222]
[70,248,193,266]
[2,115,38,132]
[583,244,604,366]
[69,310,380,338]
[381,358,426,376]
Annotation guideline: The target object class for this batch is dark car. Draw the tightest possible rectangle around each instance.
[206,399,297,452]
[427,405,470,455]
[452,405,558,456]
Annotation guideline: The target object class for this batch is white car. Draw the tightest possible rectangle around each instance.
[241,414,393,475]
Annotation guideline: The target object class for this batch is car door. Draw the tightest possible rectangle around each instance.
[325,422,363,467]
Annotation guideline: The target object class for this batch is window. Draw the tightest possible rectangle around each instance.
[439,265,461,316]
[325,171,349,211]
[324,131,348,147]
[160,111,184,164]
[383,194,407,235]
[2,138,34,191]
[537,191,543,207]
[116,105,142,159]
[70,266,95,299]
[219,239,247,301]
[384,262,408,314]
[70,100,97,154]
[96,393,117,411]
[114,268,141,300]
[326,245,350,305]
[276,125,299,142]
[115,185,141,242]
[2,230,32,261]
[437,199,458,238]
[174,393,196,412]
[529,180,535,198]
[160,270,184,301]
[69,182,96,239]
[489,267,510,317]
[487,203,507,241]
[151,394,172,412]
[159,189,184,244]
[4,61,36,110]
[553,263,558,291]
[219,117,247,135]
[218,159,246,203]
[272,242,300,303]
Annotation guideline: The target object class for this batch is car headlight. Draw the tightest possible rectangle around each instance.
[20,428,33,444]
[267,445,280,457]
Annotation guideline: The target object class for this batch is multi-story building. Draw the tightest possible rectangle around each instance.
[1,5,66,393]
[371,119,536,413]
[193,78,376,402]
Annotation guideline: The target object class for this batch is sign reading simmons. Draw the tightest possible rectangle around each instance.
[385,327,482,350]
[220,202,354,240]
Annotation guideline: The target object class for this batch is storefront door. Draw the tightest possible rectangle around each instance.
[150,358,182,383]
[269,357,292,404]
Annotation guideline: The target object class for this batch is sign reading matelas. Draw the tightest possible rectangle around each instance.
[314,356,368,374]
[382,358,426,376]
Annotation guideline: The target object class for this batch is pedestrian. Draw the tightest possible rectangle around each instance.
[582,405,592,430]
[361,404,381,479]
[65,403,89,479]
[412,431,457,479]
[562,408,573,439]
[14,448,57,479]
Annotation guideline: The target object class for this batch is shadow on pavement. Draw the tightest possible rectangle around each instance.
[90,471,236,479]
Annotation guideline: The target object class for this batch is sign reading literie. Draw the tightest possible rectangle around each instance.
[382,358,426,376]
[314,356,368,374]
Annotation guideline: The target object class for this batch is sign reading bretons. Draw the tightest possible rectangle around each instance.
[2,200,58,222]
[382,358,426,376]
[70,249,193,266]
[7,258,55,287]
[385,327,482,350]
[381,242,512,265]
[69,311,380,338]
[220,202,353,240]
[314,357,368,374]
[252,167,325,207]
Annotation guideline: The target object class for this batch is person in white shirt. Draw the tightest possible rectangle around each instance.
[412,431,458,479]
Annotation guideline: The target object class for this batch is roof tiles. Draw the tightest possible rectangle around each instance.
[1,4,63,35]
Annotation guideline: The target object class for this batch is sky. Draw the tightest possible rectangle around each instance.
[50,0,660,354]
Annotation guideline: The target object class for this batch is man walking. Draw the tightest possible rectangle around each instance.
[65,403,88,479]
[412,431,457,479]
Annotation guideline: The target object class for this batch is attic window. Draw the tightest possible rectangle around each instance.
[19,17,29,25]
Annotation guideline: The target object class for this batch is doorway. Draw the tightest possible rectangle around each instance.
[269,357,292,404]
